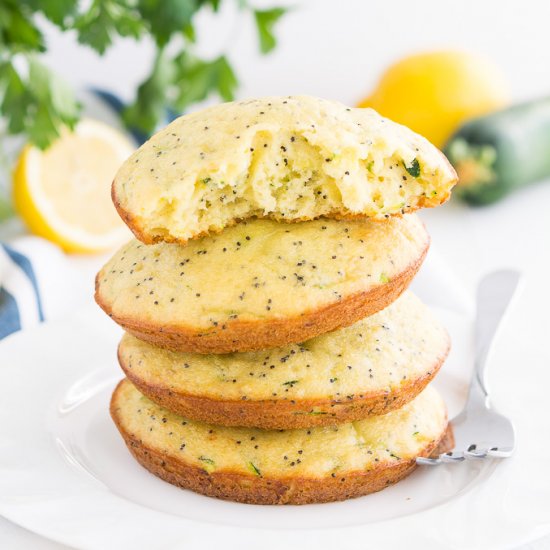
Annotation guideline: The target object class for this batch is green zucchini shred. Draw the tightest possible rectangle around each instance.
[248,462,262,476]
[404,158,421,177]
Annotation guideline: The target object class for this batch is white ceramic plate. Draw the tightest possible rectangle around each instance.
[0,268,549,549]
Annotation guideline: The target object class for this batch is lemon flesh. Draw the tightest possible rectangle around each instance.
[13,119,135,253]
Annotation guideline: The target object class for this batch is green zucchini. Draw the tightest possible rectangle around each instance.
[444,97,550,205]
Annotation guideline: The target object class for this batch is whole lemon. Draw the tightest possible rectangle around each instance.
[359,51,509,147]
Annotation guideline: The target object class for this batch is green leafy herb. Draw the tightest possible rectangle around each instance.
[27,0,79,28]
[136,0,196,48]
[0,0,287,149]
[254,7,287,54]
[282,380,299,387]
[404,158,421,178]
[0,2,45,52]
[0,56,79,149]
[122,49,176,134]
[74,0,143,55]
[172,54,238,113]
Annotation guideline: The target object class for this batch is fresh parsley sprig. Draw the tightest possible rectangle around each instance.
[0,0,287,149]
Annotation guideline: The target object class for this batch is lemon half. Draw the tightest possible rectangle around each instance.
[13,118,135,253]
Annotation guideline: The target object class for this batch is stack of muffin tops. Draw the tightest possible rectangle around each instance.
[96,96,458,505]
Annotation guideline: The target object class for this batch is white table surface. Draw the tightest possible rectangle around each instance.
[2,1,550,547]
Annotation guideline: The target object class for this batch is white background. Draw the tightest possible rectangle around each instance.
[42,0,550,106]
[2,0,550,548]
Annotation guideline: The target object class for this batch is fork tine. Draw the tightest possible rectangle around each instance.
[464,447,488,459]
[487,446,514,458]
[417,446,513,465]
[439,451,465,463]
[416,457,441,466]
[416,451,466,465]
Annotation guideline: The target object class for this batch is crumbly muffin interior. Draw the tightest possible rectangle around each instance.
[113,96,457,243]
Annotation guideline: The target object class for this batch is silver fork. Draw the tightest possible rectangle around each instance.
[417,270,521,465]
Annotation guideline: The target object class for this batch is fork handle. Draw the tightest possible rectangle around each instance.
[474,270,521,395]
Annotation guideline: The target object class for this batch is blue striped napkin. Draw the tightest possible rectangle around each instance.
[0,243,44,339]
[0,237,92,341]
